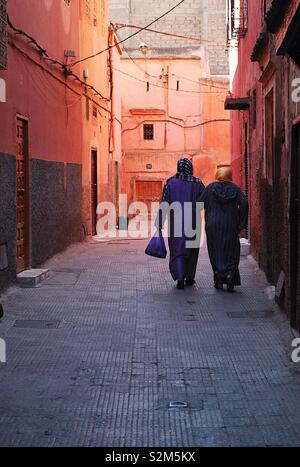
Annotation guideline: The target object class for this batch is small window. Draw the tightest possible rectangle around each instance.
[143,124,154,140]
[92,104,97,118]
[147,82,150,92]
[177,80,180,91]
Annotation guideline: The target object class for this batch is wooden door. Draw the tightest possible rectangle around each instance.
[16,118,28,273]
[135,181,162,219]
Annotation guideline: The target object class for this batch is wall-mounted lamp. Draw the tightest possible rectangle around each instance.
[139,42,149,55]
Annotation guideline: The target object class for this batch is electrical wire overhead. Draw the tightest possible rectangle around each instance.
[113,68,226,95]
[123,48,161,79]
[122,48,229,91]
[114,23,228,47]
[72,0,186,66]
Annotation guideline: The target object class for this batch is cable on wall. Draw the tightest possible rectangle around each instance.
[7,15,110,102]
[72,0,186,66]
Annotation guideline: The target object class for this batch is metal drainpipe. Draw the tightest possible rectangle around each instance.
[164,67,169,149]
[108,27,114,157]
[108,27,115,207]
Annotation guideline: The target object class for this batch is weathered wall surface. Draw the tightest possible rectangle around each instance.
[230,0,264,272]
[120,57,230,204]
[230,0,300,329]
[0,0,84,289]
[0,153,16,290]
[109,0,229,75]
[30,160,82,267]
[79,0,111,236]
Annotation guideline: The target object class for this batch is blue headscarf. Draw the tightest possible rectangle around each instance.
[176,158,201,183]
[162,158,203,202]
[177,158,193,176]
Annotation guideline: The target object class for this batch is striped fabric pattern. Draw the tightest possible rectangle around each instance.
[200,181,249,286]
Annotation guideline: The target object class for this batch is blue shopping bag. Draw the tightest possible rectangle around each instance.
[145,231,167,259]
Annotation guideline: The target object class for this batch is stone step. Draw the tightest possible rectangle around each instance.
[240,238,251,257]
[17,269,50,287]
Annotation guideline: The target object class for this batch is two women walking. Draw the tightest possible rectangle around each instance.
[156,158,248,292]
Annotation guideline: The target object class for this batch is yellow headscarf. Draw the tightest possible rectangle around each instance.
[215,166,233,183]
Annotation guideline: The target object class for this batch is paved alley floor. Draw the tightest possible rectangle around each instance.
[0,238,300,447]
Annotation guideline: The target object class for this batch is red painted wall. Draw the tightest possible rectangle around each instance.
[0,1,87,284]
[230,0,265,267]
[230,0,299,324]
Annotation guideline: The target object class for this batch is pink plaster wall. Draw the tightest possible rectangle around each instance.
[120,56,230,200]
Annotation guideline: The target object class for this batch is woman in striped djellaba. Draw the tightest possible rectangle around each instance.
[200,167,248,293]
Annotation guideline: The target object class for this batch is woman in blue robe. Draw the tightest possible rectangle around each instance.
[157,158,205,289]
[200,166,248,292]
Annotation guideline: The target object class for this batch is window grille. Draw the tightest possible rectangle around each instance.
[227,0,248,43]
[143,124,154,140]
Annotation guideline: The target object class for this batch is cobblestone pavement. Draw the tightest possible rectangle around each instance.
[0,238,300,447]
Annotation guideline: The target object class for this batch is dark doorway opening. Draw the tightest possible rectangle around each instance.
[244,119,249,239]
[264,88,275,281]
[290,124,300,330]
[91,149,98,236]
[114,161,119,224]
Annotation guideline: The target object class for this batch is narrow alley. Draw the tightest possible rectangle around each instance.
[1,0,300,451]
[0,239,299,447]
